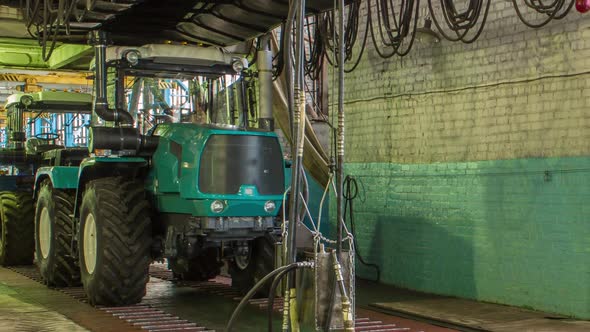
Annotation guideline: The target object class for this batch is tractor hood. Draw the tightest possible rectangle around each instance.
[147,123,285,217]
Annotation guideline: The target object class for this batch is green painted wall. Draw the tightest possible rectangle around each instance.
[341,157,590,318]
[327,2,590,319]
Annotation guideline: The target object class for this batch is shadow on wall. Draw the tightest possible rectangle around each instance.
[347,158,590,319]
[363,215,476,301]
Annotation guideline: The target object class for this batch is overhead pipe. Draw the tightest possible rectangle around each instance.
[282,0,304,331]
[89,30,134,126]
[336,0,345,254]
[258,33,274,131]
[324,2,349,330]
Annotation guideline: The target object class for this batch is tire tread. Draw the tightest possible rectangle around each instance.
[36,180,80,286]
[0,191,34,266]
[80,177,151,306]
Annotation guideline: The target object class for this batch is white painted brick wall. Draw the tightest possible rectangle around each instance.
[331,4,590,163]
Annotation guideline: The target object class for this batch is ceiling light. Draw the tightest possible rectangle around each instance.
[416,18,440,44]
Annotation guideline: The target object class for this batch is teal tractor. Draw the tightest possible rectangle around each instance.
[34,32,285,305]
[0,91,91,266]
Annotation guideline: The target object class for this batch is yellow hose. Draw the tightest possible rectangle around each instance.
[289,288,300,332]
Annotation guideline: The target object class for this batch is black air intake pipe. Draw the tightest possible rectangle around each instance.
[89,127,159,156]
[90,31,134,125]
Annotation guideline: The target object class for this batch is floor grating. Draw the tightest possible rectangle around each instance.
[10,264,432,332]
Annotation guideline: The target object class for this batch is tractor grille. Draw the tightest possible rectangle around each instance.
[199,135,284,195]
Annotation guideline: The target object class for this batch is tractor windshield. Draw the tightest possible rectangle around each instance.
[199,134,284,195]
[123,74,252,134]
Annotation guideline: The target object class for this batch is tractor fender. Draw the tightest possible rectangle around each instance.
[34,166,79,197]
[72,156,148,219]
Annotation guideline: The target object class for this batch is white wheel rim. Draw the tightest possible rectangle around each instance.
[39,207,52,259]
[83,213,97,274]
[235,246,251,270]
[235,254,250,270]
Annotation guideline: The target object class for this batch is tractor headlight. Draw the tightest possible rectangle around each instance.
[20,95,33,107]
[123,49,141,66]
[264,200,276,213]
[210,200,225,213]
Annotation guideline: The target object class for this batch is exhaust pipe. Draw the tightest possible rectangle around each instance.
[257,33,274,131]
[89,31,134,125]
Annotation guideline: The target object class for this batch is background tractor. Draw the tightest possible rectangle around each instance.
[33,33,285,305]
[0,91,91,266]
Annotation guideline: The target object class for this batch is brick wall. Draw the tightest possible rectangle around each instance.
[331,3,590,318]
[345,159,590,318]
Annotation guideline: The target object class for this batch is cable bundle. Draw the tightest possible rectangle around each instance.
[511,0,574,28]
[20,0,577,74]
[295,0,577,79]
[427,0,491,43]
[291,0,420,78]
[369,0,420,57]
[22,0,87,61]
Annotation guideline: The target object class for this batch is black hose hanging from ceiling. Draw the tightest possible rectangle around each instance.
[283,0,297,137]
[336,0,345,255]
[427,0,491,43]
[343,175,381,282]
[24,0,81,61]
[282,2,304,331]
[511,0,573,28]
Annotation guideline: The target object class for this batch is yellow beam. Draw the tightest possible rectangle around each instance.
[0,72,92,86]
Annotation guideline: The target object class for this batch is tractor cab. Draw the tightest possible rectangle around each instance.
[95,44,249,129]
[4,91,92,166]
[32,37,286,306]
[0,90,92,267]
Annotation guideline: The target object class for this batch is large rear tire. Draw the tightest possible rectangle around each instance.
[35,180,80,286]
[0,191,34,266]
[78,177,152,306]
[229,235,277,297]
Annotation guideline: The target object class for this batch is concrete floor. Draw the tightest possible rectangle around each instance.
[0,267,138,332]
[0,282,88,331]
[136,274,454,331]
[143,277,280,331]
[0,266,453,332]
[2,265,587,332]
[356,279,590,332]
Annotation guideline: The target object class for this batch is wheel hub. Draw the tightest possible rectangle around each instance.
[39,207,52,259]
[234,244,251,270]
[83,213,97,274]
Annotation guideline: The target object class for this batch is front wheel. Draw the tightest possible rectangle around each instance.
[78,177,152,306]
[0,192,34,266]
[229,235,277,297]
[35,180,80,286]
